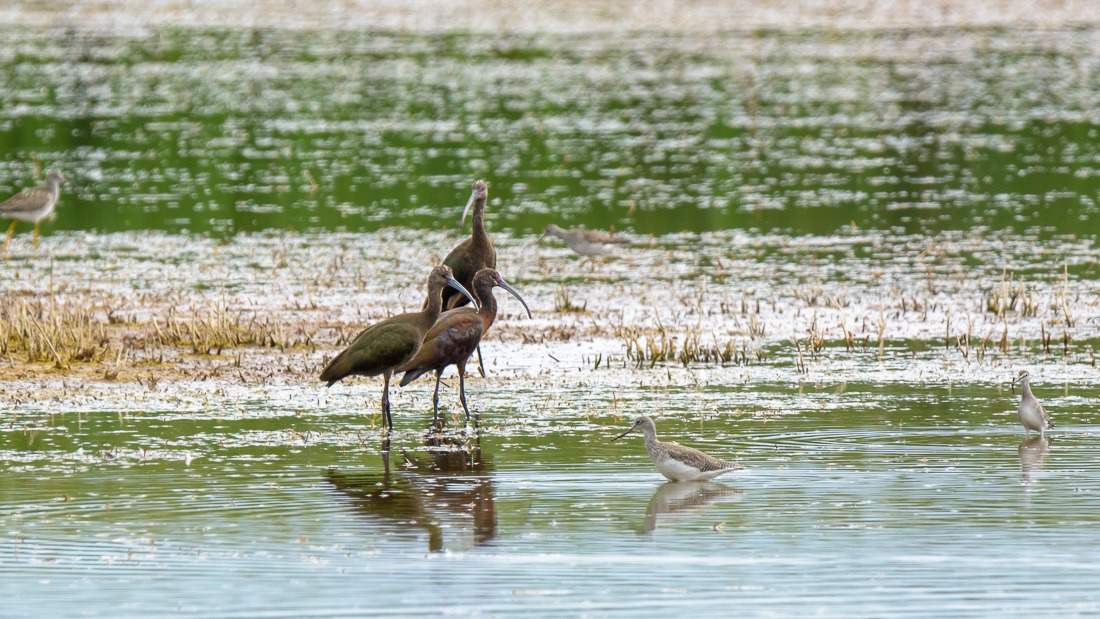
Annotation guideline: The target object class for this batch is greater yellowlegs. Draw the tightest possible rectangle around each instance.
[0,170,64,251]
[540,224,627,257]
[1011,370,1052,436]
[612,415,740,482]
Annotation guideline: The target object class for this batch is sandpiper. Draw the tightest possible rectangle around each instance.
[0,170,64,252]
[1011,370,1053,436]
[611,415,740,482]
[540,224,627,258]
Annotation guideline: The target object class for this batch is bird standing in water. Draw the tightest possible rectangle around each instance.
[1011,370,1053,436]
[399,268,531,427]
[320,265,477,432]
[440,180,496,310]
[436,179,497,377]
[612,415,740,482]
[0,170,64,252]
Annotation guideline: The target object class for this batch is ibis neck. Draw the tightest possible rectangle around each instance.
[421,283,445,324]
[471,199,489,243]
[475,285,498,328]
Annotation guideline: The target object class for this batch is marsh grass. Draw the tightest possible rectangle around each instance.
[152,303,314,355]
[621,324,746,368]
[0,298,109,368]
[553,286,587,313]
[0,296,317,373]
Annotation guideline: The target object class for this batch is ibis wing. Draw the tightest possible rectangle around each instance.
[398,310,484,386]
[440,240,497,310]
[320,320,422,384]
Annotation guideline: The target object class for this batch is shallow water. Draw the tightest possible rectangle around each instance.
[3,14,1100,619]
[4,378,1100,617]
[3,228,1100,616]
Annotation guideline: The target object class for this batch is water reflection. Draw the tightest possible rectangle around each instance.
[642,481,742,533]
[324,434,495,551]
[1019,436,1051,489]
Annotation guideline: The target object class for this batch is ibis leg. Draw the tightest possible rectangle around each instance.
[381,372,393,432]
[431,370,442,427]
[457,360,471,423]
[476,344,486,378]
[3,220,16,252]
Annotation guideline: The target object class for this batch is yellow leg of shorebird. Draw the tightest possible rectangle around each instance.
[33,224,40,250]
[3,220,16,253]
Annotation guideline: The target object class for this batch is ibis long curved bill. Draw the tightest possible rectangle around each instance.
[461,185,481,229]
[445,275,478,308]
[494,276,532,319]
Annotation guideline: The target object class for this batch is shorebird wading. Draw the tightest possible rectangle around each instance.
[1011,370,1053,436]
[540,224,627,258]
[611,415,740,482]
[1,170,64,251]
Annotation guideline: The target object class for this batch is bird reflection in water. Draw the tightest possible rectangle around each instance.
[1019,435,1051,489]
[641,481,742,533]
[324,434,495,552]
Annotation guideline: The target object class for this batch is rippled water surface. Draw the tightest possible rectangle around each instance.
[1,25,1099,236]
[4,379,1100,617]
[3,13,1100,619]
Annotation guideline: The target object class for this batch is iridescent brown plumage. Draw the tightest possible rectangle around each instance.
[439,179,496,311]
[432,179,498,377]
[1,170,64,252]
[320,265,477,432]
[400,268,531,426]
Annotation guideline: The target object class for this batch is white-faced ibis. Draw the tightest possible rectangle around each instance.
[540,223,627,258]
[320,264,477,432]
[435,179,498,377]
[439,179,497,311]
[1011,370,1053,436]
[612,415,740,482]
[399,268,531,426]
[0,170,64,252]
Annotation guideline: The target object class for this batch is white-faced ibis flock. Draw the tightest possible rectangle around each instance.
[320,264,477,431]
[322,180,530,434]
[313,178,1050,485]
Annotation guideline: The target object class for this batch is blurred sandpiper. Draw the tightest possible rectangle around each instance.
[0,170,64,252]
[540,224,627,258]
